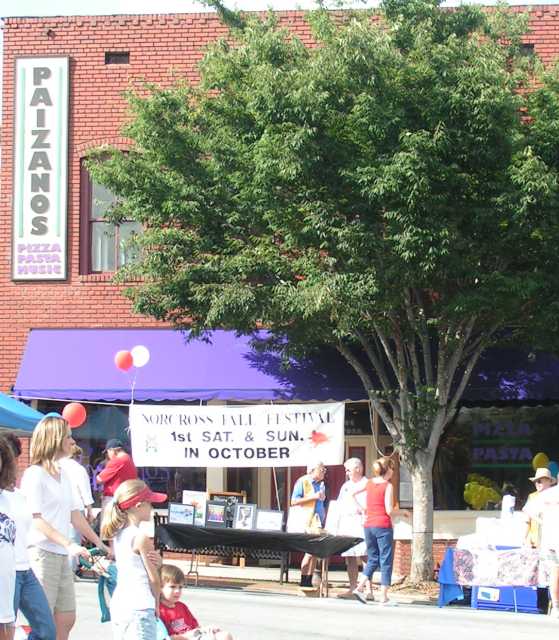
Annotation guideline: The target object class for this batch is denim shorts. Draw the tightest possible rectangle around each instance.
[112,609,157,640]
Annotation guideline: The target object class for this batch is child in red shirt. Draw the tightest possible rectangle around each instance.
[159,564,233,640]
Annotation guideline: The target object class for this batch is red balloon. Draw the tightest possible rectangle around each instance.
[62,402,87,429]
[115,350,133,371]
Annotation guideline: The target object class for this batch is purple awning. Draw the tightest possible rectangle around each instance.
[13,329,559,404]
[13,329,368,402]
[464,348,559,403]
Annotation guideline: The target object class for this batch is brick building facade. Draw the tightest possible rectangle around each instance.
[2,6,559,395]
[2,6,559,575]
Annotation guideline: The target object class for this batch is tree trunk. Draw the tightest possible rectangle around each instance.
[409,451,435,584]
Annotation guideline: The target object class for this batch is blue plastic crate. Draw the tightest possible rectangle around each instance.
[471,585,539,613]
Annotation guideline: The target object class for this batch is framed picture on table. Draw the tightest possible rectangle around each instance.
[205,500,227,528]
[168,502,195,525]
[182,490,207,527]
[208,491,246,527]
[232,503,257,530]
[255,509,284,532]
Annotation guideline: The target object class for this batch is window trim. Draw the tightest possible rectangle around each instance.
[80,160,138,275]
[79,161,93,275]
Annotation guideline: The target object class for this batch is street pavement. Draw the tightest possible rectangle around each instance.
[71,580,558,640]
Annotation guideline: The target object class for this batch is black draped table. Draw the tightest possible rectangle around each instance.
[155,523,363,596]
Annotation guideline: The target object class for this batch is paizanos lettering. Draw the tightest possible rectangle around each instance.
[28,67,53,236]
[184,446,290,461]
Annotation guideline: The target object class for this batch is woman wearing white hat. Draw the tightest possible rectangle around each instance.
[523,466,559,618]
[523,468,554,548]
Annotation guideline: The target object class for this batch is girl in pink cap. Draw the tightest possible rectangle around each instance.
[101,479,167,639]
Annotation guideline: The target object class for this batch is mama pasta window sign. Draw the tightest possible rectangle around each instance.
[12,57,69,281]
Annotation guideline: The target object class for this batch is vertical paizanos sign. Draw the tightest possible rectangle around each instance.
[12,58,69,280]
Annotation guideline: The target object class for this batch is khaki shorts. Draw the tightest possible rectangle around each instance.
[28,547,76,613]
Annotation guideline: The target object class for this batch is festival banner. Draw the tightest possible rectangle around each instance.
[129,403,345,467]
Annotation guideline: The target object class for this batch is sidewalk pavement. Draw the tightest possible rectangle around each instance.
[160,555,437,605]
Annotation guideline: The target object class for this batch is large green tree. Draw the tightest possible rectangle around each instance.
[89,0,559,581]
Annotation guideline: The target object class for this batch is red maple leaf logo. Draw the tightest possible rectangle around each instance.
[310,430,329,446]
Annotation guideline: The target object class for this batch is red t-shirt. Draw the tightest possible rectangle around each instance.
[364,480,392,529]
[97,453,137,496]
[159,601,200,635]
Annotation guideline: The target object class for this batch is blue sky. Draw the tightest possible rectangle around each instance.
[3,0,559,18]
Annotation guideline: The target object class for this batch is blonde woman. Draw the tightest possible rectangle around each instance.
[352,457,409,605]
[101,479,166,640]
[20,416,110,640]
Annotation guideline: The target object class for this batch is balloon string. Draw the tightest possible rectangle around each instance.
[126,369,137,439]
[130,369,137,406]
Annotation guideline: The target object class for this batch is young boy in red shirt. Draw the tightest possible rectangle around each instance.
[159,564,234,640]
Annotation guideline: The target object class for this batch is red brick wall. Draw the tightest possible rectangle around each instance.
[394,539,456,578]
[1,6,559,395]
[0,11,316,394]
[14,435,31,483]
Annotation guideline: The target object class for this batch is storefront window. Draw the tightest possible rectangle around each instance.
[433,405,559,510]
[38,400,205,505]
[227,468,256,502]
[344,403,376,436]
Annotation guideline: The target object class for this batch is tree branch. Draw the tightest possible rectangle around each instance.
[390,313,410,425]
[355,329,394,395]
[436,324,449,406]
[373,321,400,381]
[403,289,423,391]
[433,342,487,453]
[444,316,476,400]
[413,288,434,387]
[200,0,246,31]
[336,342,396,430]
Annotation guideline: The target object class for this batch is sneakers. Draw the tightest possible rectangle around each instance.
[378,599,398,607]
[353,589,367,604]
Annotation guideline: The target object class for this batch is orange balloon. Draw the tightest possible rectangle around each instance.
[114,350,133,371]
[62,402,87,429]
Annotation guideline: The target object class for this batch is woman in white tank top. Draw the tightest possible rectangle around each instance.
[101,479,167,640]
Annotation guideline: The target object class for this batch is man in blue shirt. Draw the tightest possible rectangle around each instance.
[291,462,326,588]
